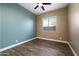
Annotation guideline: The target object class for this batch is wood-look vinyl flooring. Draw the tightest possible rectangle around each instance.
[0,39,74,56]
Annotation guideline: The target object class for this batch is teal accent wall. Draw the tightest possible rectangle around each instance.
[0,3,36,48]
[0,4,2,48]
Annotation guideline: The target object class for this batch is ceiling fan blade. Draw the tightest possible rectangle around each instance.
[42,3,51,5]
[41,6,45,11]
[34,5,39,9]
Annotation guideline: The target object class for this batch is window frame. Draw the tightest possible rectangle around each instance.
[42,16,57,32]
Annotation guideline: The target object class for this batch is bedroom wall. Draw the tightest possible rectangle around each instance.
[0,3,36,48]
[36,7,68,41]
[0,4,2,48]
[68,3,79,55]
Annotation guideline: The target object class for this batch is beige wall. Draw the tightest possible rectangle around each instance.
[68,4,79,55]
[36,8,69,41]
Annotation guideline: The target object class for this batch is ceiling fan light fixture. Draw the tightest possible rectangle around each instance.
[34,3,51,11]
[38,3,43,7]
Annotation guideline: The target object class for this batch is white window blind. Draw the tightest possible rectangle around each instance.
[42,16,56,31]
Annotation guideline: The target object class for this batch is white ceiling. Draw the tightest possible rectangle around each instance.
[19,3,69,15]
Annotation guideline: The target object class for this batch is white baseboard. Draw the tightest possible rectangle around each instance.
[67,42,77,56]
[0,37,37,52]
[36,37,77,56]
[36,37,68,43]
[0,37,77,56]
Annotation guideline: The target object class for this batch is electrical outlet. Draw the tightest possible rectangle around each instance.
[59,37,62,40]
[16,40,18,43]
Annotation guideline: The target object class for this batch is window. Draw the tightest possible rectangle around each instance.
[42,16,56,31]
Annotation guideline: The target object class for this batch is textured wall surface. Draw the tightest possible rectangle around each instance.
[68,4,79,55]
[0,3,36,48]
[36,8,68,41]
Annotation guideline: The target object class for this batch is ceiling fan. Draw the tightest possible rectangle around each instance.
[34,3,51,11]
